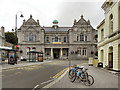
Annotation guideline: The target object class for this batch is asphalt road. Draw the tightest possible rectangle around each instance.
[2,60,87,89]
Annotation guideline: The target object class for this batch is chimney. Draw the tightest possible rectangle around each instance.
[1,26,5,37]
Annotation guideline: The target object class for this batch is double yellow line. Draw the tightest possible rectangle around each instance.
[53,67,69,79]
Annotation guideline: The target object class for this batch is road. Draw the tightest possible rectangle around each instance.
[2,60,87,89]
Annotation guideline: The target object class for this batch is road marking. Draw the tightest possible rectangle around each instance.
[43,68,69,88]
[41,79,54,85]
[32,84,39,90]
[52,67,69,79]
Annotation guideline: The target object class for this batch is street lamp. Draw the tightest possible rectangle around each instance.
[15,11,24,35]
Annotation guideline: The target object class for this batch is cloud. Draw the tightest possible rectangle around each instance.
[0,0,105,31]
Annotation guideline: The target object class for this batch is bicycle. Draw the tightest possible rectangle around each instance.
[68,65,94,86]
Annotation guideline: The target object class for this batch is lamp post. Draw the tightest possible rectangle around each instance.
[15,11,24,35]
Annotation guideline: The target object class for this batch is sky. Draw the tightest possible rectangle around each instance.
[0,0,105,32]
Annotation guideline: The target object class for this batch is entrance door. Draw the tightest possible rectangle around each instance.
[53,49,60,59]
[108,53,113,68]
[108,46,113,68]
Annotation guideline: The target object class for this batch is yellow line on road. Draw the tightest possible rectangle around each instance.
[53,67,69,79]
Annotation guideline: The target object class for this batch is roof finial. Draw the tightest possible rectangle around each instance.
[74,19,77,25]
[81,14,83,19]
[30,15,32,18]
[87,19,90,25]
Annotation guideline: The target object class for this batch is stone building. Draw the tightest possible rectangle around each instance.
[17,15,97,60]
[97,0,120,71]
[0,26,5,46]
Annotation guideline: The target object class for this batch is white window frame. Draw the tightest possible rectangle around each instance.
[80,34,84,41]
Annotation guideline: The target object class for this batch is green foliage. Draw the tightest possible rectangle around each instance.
[5,32,18,45]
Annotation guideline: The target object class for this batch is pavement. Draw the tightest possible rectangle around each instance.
[1,60,52,70]
[44,63,119,89]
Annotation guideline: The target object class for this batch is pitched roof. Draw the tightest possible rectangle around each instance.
[24,15,38,25]
[75,15,89,25]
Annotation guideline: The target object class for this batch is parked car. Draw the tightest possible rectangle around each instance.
[98,62,103,67]
[21,56,27,61]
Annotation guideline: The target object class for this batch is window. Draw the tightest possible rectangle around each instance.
[78,48,81,55]
[85,36,87,41]
[59,38,61,42]
[77,36,79,41]
[80,34,84,41]
[82,48,87,56]
[55,37,58,42]
[109,14,113,34]
[101,29,104,40]
[52,38,54,42]
[64,37,67,42]
[46,37,49,42]
[29,33,33,41]
[35,35,37,41]
[118,6,120,29]
[26,35,28,41]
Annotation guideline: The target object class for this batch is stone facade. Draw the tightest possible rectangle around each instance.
[17,15,97,60]
[97,0,120,71]
[0,26,5,46]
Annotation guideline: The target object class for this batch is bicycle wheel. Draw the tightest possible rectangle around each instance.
[69,71,76,83]
[84,75,94,86]
[68,69,74,79]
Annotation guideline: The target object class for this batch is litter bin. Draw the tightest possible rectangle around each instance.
[38,54,43,62]
[98,62,103,67]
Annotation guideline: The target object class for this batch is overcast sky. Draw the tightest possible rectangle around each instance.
[0,0,105,32]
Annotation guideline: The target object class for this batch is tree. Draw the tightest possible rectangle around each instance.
[5,32,18,45]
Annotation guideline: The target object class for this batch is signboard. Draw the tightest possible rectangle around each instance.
[9,52,14,61]
[52,42,63,44]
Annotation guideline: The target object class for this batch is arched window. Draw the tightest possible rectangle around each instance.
[55,37,58,42]
[80,34,84,41]
[64,37,67,42]
[78,48,81,55]
[26,35,28,41]
[101,29,104,40]
[35,35,37,41]
[109,14,113,34]
[29,33,33,41]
